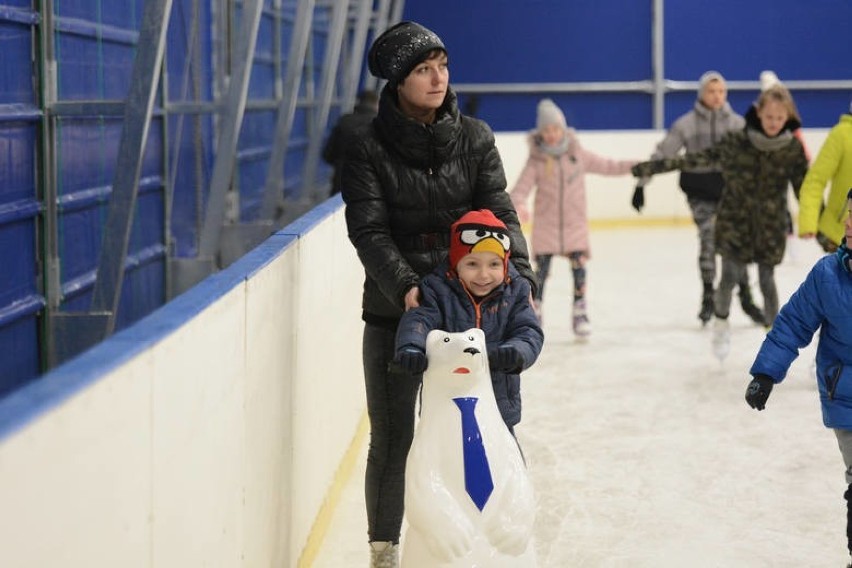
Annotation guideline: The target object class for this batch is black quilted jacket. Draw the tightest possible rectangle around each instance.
[341,85,536,327]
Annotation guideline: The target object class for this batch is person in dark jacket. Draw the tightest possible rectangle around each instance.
[322,89,378,196]
[746,188,852,567]
[339,21,536,567]
[393,209,543,432]
[632,84,808,360]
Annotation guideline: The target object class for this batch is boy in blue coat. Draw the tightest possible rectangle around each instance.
[746,188,852,565]
[394,209,544,432]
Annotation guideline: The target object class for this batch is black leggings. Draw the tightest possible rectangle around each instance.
[362,323,421,543]
[534,252,587,302]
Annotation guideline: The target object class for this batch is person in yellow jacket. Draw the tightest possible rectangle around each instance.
[798,101,852,252]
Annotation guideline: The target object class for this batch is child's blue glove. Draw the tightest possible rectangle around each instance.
[394,347,427,374]
[745,374,774,411]
[491,344,525,373]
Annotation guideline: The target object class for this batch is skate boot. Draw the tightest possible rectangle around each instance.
[572,298,591,338]
[712,317,730,361]
[698,294,714,325]
[698,282,714,326]
[370,541,399,568]
[533,298,543,324]
[739,287,766,326]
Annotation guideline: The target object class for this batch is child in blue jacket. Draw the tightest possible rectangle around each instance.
[747,188,852,565]
[394,209,544,432]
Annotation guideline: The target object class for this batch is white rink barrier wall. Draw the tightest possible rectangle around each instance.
[0,198,365,568]
[0,129,829,567]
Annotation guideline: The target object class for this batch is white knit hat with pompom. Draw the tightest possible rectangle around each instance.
[536,98,567,131]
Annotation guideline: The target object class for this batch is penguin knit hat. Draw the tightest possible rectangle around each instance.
[698,70,725,95]
[536,98,567,131]
[367,21,446,86]
[449,209,511,274]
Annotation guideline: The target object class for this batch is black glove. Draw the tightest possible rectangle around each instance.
[491,344,525,373]
[394,347,427,374]
[631,184,645,213]
[745,374,774,411]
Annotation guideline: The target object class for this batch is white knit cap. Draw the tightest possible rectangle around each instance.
[536,98,567,131]
[698,70,724,95]
[760,70,780,92]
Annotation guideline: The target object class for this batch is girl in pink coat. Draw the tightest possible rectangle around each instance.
[510,99,636,337]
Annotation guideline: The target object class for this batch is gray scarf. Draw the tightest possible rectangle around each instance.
[746,128,793,152]
[539,135,570,157]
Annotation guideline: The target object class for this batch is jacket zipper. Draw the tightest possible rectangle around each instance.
[424,124,437,263]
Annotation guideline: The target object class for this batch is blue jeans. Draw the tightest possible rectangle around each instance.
[362,323,421,543]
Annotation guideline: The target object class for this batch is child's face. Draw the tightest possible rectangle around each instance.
[456,251,505,297]
[757,99,790,137]
[540,123,564,146]
[700,79,727,110]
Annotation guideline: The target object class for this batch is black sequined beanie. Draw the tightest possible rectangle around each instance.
[367,21,446,85]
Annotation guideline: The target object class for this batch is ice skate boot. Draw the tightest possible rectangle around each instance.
[533,298,543,324]
[370,541,399,568]
[573,298,591,338]
[698,282,714,326]
[712,318,730,361]
[698,294,714,325]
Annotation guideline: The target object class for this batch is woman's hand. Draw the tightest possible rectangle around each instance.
[404,286,421,311]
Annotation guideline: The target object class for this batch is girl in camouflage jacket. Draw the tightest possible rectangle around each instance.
[632,85,808,357]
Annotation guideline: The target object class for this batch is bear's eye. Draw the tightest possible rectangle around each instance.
[443,337,450,343]
[468,335,474,341]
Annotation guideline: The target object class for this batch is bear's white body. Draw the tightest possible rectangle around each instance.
[401,329,537,567]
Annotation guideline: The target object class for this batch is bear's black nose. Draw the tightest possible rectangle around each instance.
[464,347,480,356]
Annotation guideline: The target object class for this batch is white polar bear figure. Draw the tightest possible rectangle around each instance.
[402,328,537,567]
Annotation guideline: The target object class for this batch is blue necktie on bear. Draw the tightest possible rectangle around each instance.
[453,397,494,511]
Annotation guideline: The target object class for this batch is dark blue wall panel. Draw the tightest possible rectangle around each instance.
[0,20,35,103]
[0,316,40,398]
[404,1,652,83]
[0,6,41,391]
[404,1,852,131]
[665,0,852,82]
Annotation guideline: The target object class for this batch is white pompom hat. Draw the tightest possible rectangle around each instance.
[760,70,781,92]
[536,98,567,131]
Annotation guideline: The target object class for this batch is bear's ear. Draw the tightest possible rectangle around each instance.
[425,329,448,352]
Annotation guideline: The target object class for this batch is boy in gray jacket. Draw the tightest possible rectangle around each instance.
[632,71,764,326]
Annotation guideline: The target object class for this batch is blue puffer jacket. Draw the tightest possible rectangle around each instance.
[395,261,544,428]
[750,252,852,428]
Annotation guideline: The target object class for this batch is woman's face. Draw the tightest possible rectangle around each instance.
[397,52,448,121]
[540,123,564,146]
[757,99,790,137]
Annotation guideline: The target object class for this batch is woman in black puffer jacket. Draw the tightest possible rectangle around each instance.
[340,21,536,565]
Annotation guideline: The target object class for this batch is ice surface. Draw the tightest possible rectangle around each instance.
[314,227,846,567]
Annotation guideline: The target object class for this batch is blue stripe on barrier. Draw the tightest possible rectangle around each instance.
[276,193,342,238]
